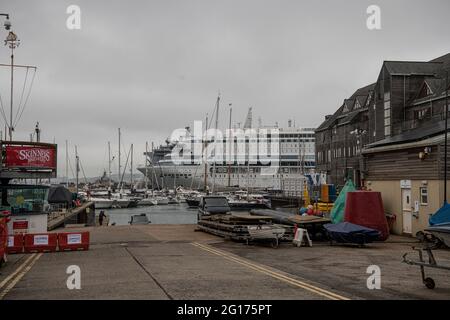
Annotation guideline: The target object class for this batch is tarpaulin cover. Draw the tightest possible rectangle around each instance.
[48,186,72,204]
[324,222,380,245]
[344,191,389,241]
[429,201,450,225]
[330,179,356,224]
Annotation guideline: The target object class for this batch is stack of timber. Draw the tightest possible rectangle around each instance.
[197,212,295,241]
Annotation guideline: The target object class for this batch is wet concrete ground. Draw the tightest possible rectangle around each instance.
[1,224,449,300]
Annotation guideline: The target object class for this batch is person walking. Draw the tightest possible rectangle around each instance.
[99,210,106,226]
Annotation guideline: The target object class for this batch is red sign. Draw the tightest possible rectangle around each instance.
[13,220,29,230]
[5,146,56,169]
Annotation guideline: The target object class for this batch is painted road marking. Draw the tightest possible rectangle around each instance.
[192,242,350,300]
[0,253,42,300]
[0,254,36,290]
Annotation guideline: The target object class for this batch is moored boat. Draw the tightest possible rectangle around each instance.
[425,223,450,248]
[91,197,114,209]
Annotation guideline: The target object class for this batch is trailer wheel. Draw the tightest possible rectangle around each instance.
[271,238,279,248]
[424,277,435,289]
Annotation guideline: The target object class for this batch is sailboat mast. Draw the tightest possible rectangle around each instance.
[145,141,149,191]
[212,95,220,193]
[228,104,232,188]
[108,141,111,188]
[118,128,121,190]
[203,113,208,192]
[75,145,79,194]
[130,143,134,190]
[65,140,69,187]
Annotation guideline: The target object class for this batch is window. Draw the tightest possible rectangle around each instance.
[420,187,428,205]
[384,95,391,137]
[1,186,50,214]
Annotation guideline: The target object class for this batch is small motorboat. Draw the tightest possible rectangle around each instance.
[425,223,450,248]
[113,198,131,208]
[324,222,381,246]
[138,197,157,206]
[91,197,114,209]
[129,213,151,225]
[228,199,269,211]
[155,197,169,205]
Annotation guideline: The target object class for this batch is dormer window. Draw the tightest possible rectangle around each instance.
[418,82,433,99]
[366,92,372,107]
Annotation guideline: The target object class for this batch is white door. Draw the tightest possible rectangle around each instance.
[402,189,412,234]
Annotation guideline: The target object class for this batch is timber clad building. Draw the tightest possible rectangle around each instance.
[315,53,450,235]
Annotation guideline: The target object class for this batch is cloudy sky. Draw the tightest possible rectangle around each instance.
[0,0,449,178]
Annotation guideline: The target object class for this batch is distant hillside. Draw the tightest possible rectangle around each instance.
[52,173,144,184]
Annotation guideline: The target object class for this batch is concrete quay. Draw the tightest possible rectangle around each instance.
[0,224,449,300]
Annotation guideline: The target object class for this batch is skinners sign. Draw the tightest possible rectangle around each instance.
[4,146,57,169]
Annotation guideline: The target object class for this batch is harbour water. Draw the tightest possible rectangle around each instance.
[102,203,198,226]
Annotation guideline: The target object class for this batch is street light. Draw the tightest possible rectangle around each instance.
[0,13,10,30]
[1,13,19,141]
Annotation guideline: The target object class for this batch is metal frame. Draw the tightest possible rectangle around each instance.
[402,246,450,289]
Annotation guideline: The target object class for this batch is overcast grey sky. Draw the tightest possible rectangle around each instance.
[0,0,449,177]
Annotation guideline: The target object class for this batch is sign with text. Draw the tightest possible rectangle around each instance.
[34,235,49,246]
[13,220,29,230]
[67,234,82,244]
[4,145,57,169]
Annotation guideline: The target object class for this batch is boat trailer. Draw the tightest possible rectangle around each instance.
[402,246,450,289]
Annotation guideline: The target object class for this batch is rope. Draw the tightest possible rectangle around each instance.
[14,67,29,125]
[14,68,37,128]
[79,158,88,184]
[0,93,9,126]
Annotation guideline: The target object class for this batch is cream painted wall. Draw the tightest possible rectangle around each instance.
[366,180,442,236]
[7,214,48,234]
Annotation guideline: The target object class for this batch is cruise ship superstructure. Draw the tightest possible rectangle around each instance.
[138,109,318,195]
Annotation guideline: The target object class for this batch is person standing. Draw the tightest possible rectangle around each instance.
[99,210,106,226]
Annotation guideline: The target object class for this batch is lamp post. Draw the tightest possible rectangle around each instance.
[2,13,19,141]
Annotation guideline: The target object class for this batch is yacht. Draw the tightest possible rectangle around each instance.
[91,197,114,209]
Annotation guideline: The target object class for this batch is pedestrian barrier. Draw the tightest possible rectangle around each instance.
[24,233,58,253]
[57,232,89,251]
[6,234,24,254]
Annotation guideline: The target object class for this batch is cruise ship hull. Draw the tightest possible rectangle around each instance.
[138,164,307,195]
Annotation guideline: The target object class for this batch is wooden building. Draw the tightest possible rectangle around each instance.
[315,84,375,188]
[315,53,450,234]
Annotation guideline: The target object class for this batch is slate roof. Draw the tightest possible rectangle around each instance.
[383,61,442,75]
[315,83,374,132]
[366,117,448,148]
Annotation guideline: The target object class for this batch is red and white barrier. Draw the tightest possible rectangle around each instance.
[58,232,89,251]
[24,233,58,253]
[6,234,24,254]
[5,231,91,254]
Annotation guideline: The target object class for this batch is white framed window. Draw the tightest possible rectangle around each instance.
[420,187,428,205]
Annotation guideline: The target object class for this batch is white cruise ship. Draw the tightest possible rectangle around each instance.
[138,109,318,196]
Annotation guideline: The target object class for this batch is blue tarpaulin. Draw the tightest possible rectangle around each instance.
[429,201,450,225]
[324,222,381,245]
